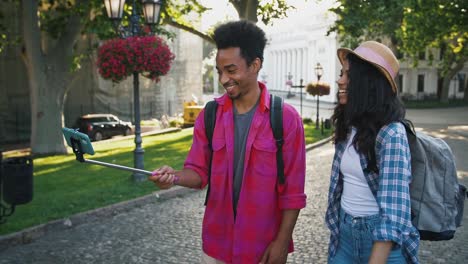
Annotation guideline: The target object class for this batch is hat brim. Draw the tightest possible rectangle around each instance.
[337,48,398,94]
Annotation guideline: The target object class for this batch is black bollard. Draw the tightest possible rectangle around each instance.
[321,118,324,135]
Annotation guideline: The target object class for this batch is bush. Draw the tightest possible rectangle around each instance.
[169,116,184,128]
[303,118,313,124]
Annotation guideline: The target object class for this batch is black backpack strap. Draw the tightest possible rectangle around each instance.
[270,94,285,184]
[401,118,416,136]
[203,100,217,206]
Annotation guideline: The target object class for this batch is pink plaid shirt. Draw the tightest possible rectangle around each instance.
[184,82,307,263]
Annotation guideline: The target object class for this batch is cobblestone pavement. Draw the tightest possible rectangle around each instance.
[1,109,467,263]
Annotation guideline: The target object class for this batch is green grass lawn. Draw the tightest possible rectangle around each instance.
[304,122,332,144]
[0,124,330,236]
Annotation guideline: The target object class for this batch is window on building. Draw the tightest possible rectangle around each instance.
[396,49,404,59]
[439,44,446,60]
[418,51,425,60]
[417,74,425,92]
[397,74,403,93]
[459,74,466,92]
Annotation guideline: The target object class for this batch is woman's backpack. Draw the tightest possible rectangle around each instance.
[401,119,467,241]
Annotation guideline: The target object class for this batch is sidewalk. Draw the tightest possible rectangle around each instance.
[0,135,331,252]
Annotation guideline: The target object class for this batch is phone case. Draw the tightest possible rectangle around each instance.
[62,127,95,155]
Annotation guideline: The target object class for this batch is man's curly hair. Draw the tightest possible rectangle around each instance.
[212,20,267,66]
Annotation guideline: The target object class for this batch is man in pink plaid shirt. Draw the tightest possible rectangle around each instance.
[149,20,306,264]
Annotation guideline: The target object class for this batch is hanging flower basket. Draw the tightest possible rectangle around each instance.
[306,82,330,96]
[97,36,175,83]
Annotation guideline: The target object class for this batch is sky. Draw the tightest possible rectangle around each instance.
[199,0,238,31]
[199,0,337,31]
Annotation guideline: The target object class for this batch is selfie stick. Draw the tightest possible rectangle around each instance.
[69,137,153,176]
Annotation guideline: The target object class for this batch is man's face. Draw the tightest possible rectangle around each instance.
[215,47,259,100]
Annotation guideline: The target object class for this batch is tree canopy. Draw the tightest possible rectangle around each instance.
[328,0,467,102]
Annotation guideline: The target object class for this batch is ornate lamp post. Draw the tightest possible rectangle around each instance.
[103,0,164,182]
[314,63,323,129]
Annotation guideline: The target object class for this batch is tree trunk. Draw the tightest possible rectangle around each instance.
[440,76,451,103]
[22,0,82,155]
[440,60,465,103]
[464,75,468,102]
[28,65,69,154]
[230,0,259,22]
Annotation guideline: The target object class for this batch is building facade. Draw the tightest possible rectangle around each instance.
[398,49,467,100]
[261,10,338,103]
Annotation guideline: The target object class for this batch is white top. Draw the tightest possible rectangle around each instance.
[340,128,379,216]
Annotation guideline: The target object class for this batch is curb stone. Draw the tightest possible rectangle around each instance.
[306,136,332,151]
[0,136,332,252]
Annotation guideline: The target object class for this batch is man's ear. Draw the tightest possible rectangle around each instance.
[250,58,262,74]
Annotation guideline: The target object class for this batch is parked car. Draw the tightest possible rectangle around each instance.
[73,114,133,141]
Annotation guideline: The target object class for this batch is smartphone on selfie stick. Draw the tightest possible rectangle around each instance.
[62,127,152,175]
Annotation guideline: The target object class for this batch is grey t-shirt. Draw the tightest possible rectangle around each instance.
[233,101,258,217]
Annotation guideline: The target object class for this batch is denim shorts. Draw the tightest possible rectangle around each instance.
[329,209,407,264]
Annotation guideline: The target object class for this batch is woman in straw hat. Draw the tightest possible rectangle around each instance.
[325,41,420,264]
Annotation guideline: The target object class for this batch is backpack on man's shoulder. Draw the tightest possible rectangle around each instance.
[203,95,285,205]
[401,119,467,241]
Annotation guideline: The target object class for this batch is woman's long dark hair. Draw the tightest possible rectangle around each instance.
[331,53,405,168]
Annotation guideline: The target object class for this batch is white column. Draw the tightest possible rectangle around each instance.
[272,51,277,90]
[285,50,290,90]
[278,51,283,91]
[279,51,284,91]
[303,48,308,83]
[277,51,281,90]
[274,51,278,91]
[213,56,218,94]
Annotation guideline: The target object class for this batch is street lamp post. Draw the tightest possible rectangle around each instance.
[314,63,323,129]
[291,79,305,117]
[287,72,305,117]
[104,0,164,182]
[286,72,294,98]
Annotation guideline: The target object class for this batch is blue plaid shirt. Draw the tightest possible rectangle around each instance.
[325,122,420,263]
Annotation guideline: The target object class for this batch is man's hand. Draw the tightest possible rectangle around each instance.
[259,239,289,264]
[148,165,176,189]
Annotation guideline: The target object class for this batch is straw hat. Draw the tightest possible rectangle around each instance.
[337,41,399,93]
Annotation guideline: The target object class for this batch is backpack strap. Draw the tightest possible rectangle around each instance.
[203,100,217,206]
[270,94,285,184]
[401,118,416,136]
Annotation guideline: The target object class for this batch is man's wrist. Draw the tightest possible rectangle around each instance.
[173,175,180,185]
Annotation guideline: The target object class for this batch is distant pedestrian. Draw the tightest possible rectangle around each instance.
[325,41,420,263]
[149,20,307,264]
